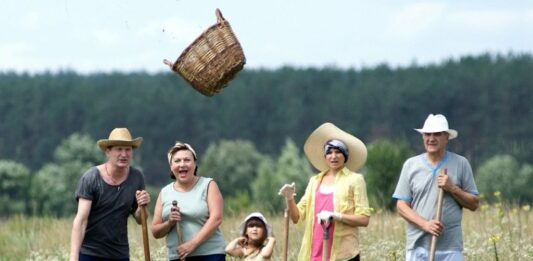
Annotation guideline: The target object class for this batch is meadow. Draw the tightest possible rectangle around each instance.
[1,201,531,261]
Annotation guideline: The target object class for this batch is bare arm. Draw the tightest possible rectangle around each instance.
[286,198,300,223]
[260,236,276,258]
[177,181,224,258]
[338,213,370,227]
[225,236,246,257]
[69,198,92,261]
[396,200,443,237]
[151,192,181,238]
[439,174,480,211]
[446,185,479,211]
[133,190,151,224]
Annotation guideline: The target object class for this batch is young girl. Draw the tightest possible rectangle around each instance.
[225,212,276,260]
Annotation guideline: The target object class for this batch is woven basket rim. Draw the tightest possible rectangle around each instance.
[172,10,239,71]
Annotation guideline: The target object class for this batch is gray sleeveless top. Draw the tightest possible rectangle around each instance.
[160,177,225,260]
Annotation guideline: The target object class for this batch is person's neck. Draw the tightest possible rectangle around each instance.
[426,150,446,166]
[106,162,129,178]
[174,176,198,191]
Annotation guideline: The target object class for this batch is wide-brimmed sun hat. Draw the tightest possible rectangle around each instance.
[239,212,272,235]
[96,128,143,151]
[304,122,367,172]
[414,114,458,140]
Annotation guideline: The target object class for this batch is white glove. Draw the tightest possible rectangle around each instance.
[278,182,296,200]
[317,210,342,222]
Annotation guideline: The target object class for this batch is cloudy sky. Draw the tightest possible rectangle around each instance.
[2,0,532,73]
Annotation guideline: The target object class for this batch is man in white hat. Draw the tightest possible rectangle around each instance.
[393,114,479,261]
[70,128,151,261]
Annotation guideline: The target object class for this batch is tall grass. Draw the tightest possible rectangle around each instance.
[1,202,532,260]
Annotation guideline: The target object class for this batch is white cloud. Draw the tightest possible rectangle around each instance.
[447,9,520,32]
[386,2,447,40]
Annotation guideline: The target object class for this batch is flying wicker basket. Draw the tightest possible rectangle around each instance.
[164,9,246,96]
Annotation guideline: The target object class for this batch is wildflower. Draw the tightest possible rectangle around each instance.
[522,204,530,212]
[493,191,501,198]
[488,234,501,243]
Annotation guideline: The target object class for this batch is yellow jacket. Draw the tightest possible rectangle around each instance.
[296,167,372,261]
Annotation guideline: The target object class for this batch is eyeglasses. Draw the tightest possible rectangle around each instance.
[423,132,446,137]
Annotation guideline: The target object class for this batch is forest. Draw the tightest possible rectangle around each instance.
[0,52,532,217]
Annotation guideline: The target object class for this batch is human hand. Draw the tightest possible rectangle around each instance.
[177,240,197,259]
[423,219,444,237]
[278,182,296,200]
[437,169,456,192]
[168,204,181,226]
[317,210,342,222]
[136,190,150,206]
[236,236,247,247]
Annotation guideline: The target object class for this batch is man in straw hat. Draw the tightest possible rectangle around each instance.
[278,122,372,261]
[392,114,479,260]
[70,128,151,261]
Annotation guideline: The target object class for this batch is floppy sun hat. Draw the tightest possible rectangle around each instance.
[239,212,272,235]
[414,114,458,140]
[96,128,143,151]
[304,122,367,172]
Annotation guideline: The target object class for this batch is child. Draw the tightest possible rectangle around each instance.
[225,212,276,260]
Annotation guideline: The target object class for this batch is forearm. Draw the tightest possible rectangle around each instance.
[152,219,176,239]
[260,237,276,258]
[397,201,429,229]
[188,215,222,247]
[286,198,300,223]
[225,238,244,256]
[339,213,369,227]
[69,217,87,261]
[447,185,479,211]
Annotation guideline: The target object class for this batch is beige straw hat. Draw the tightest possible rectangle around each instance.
[304,122,367,172]
[96,128,143,151]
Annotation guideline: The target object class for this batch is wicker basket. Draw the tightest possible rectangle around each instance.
[164,9,246,96]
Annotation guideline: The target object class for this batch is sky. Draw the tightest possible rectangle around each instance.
[2,0,532,74]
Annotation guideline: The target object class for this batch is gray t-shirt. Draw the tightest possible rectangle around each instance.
[392,151,478,251]
[160,177,225,260]
[75,166,145,259]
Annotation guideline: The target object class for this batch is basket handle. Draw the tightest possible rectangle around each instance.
[215,8,226,23]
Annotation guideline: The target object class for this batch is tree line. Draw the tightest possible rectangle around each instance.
[0,52,532,217]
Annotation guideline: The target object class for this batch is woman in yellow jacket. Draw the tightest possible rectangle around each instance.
[279,123,372,261]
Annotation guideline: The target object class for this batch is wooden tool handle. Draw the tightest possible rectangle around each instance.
[140,205,151,261]
[172,200,185,261]
[281,207,289,261]
[429,169,446,261]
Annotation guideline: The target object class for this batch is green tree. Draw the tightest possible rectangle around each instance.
[251,138,314,213]
[0,160,31,216]
[365,139,412,210]
[29,133,101,216]
[476,154,533,203]
[201,140,266,199]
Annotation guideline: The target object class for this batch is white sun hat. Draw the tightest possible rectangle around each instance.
[239,212,272,235]
[414,114,458,140]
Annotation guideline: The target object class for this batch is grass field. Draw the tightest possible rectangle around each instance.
[1,202,531,260]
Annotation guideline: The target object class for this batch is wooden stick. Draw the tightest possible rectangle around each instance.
[172,200,185,261]
[320,218,333,261]
[429,169,446,261]
[140,205,151,261]
[281,207,289,261]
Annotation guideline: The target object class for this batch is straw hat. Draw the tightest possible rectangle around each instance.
[414,114,458,140]
[239,212,272,235]
[304,122,367,172]
[96,128,143,151]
